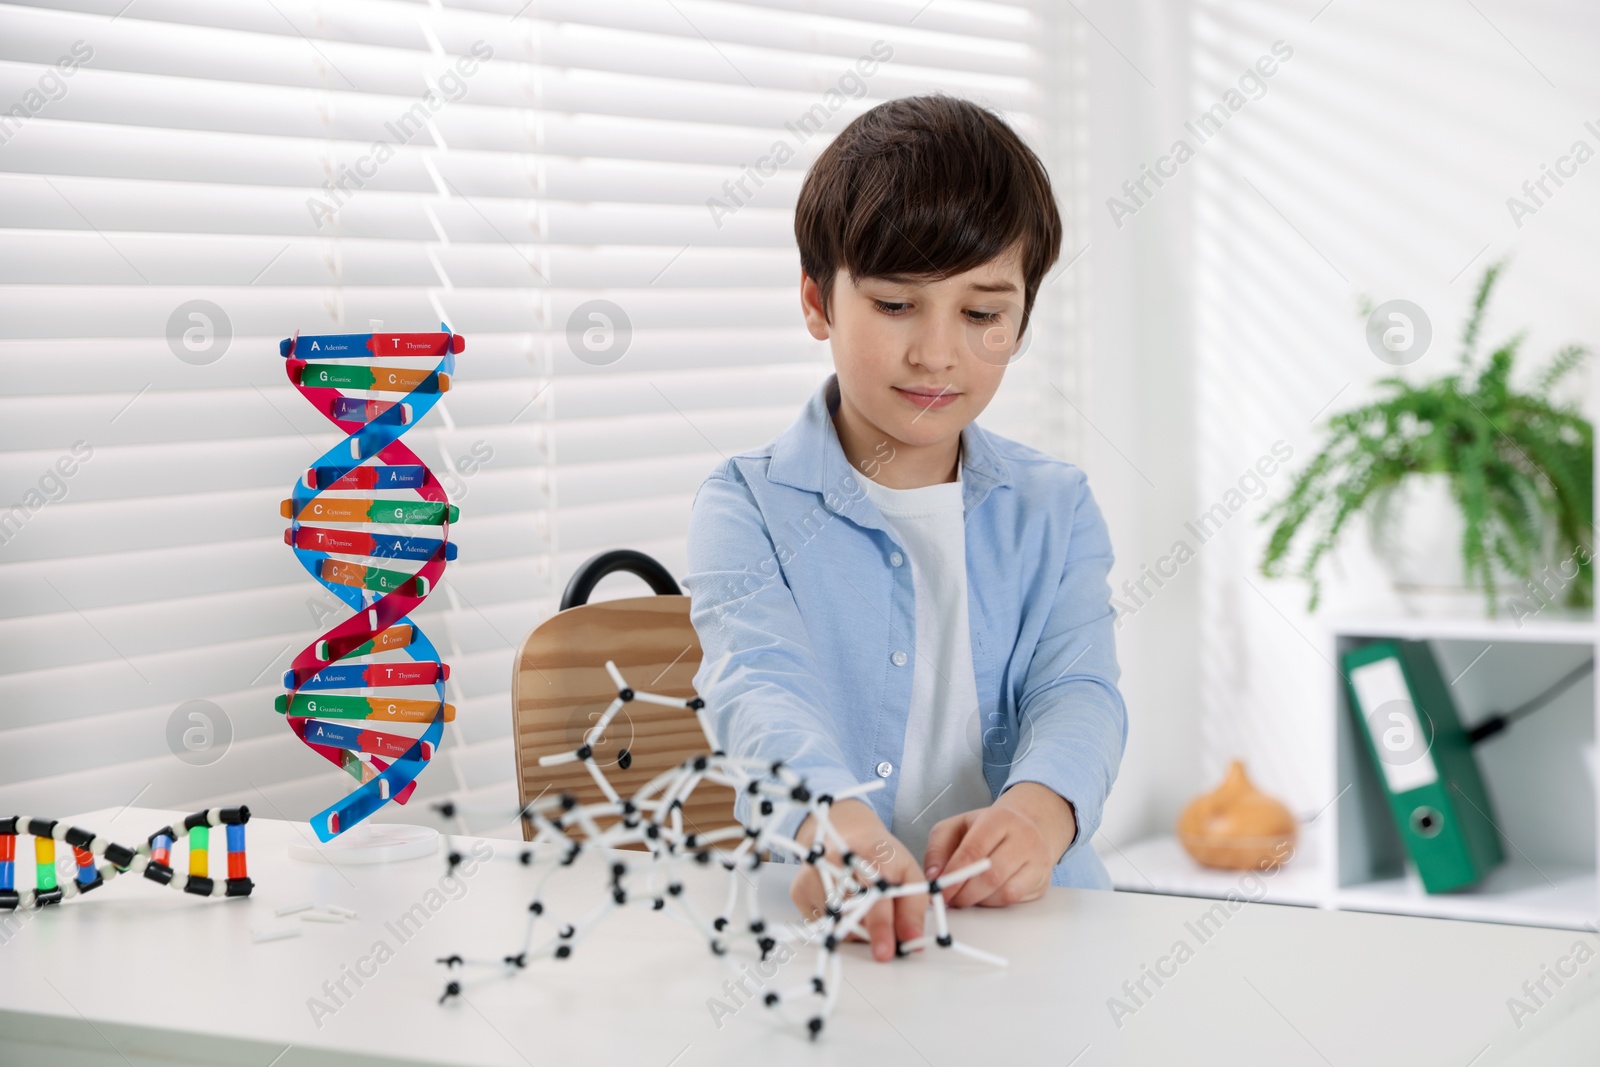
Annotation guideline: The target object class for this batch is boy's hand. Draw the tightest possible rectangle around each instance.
[790,799,928,962]
[922,782,1077,908]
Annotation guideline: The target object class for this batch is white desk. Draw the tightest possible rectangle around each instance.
[1,807,1598,1066]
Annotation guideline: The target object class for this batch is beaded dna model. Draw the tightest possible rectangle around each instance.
[0,807,253,910]
[277,327,463,842]
[433,660,1003,1040]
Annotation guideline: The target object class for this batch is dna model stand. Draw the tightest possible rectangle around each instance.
[277,326,464,862]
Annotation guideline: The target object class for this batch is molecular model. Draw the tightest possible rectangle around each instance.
[276,326,463,842]
[433,661,1003,1040]
[0,807,253,910]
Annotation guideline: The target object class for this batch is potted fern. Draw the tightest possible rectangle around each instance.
[1260,262,1593,616]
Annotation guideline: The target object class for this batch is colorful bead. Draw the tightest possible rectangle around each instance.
[188,825,208,879]
[226,824,247,881]
[150,833,172,867]
[34,837,56,892]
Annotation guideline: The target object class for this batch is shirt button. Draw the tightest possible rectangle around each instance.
[889,551,904,567]
[891,650,908,666]
[875,761,894,778]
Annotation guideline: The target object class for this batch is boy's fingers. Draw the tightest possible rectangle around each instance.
[921,813,971,879]
[946,829,1023,908]
[956,836,1037,908]
[893,889,927,947]
[790,867,821,918]
[978,864,1045,907]
[940,814,1006,904]
[865,898,895,962]
[946,864,999,908]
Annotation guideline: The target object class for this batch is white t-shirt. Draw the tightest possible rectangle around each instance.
[859,461,994,864]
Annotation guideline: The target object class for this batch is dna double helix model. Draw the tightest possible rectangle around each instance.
[277,326,464,841]
[0,808,252,910]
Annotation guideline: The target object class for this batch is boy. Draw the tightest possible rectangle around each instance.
[684,95,1126,962]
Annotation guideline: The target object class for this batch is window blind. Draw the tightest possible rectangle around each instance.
[0,0,1079,836]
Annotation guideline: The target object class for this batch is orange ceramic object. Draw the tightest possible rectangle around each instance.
[1177,760,1297,871]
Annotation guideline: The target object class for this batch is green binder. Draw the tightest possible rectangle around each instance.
[1342,640,1503,893]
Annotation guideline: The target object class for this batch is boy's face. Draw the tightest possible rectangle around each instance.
[800,245,1027,455]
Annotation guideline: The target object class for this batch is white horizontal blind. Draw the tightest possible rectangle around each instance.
[0,0,1071,836]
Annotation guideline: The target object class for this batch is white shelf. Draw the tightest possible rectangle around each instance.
[1107,835,1598,930]
[1332,619,1598,931]
[1120,611,1598,931]
[1324,608,1597,644]
[1103,833,1330,909]
[1337,860,1597,929]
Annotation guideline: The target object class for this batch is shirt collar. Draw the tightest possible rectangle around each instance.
[766,372,1012,525]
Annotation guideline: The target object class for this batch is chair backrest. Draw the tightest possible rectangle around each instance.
[510,593,734,842]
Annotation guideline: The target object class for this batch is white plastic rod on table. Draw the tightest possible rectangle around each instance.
[429,662,1004,1040]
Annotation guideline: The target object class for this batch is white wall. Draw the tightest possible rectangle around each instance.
[1080,0,1205,847]
[1089,0,1600,839]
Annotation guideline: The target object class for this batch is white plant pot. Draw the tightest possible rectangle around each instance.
[1366,472,1551,616]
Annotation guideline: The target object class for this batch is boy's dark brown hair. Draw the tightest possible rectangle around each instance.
[794,93,1063,337]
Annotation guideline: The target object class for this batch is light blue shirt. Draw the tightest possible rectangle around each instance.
[684,373,1127,889]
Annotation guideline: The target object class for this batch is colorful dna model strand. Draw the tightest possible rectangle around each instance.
[432,660,1002,1040]
[277,326,464,841]
[0,808,253,910]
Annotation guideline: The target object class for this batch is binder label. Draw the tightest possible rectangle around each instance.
[1351,657,1440,793]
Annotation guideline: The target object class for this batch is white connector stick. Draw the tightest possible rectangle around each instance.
[429,661,1005,1040]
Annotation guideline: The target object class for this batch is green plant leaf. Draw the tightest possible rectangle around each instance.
[1259,260,1593,613]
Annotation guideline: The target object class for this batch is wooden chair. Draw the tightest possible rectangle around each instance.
[511,550,735,843]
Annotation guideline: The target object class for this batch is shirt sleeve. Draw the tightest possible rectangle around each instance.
[683,463,864,842]
[1002,468,1128,863]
